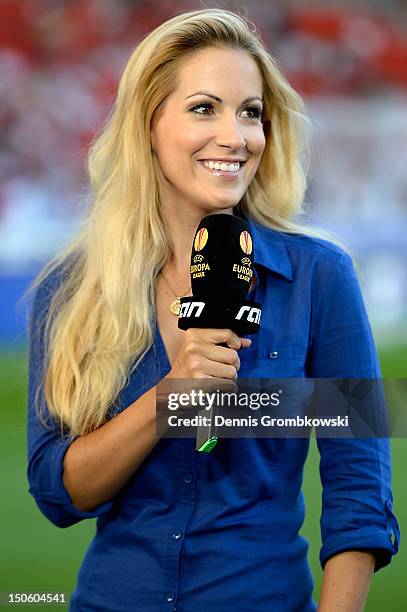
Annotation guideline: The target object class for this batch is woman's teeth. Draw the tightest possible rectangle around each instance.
[202,160,241,172]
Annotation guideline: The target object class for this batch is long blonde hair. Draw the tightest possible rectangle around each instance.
[28,8,321,437]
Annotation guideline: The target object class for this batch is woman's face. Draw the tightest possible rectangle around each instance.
[150,46,266,216]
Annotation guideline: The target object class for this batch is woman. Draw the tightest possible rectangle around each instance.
[27,9,399,611]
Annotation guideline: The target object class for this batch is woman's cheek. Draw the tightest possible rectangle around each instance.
[184,124,210,147]
[254,129,266,154]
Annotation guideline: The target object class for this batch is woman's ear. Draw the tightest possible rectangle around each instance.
[150,101,164,154]
[150,129,156,153]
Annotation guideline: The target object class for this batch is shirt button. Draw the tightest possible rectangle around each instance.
[269,351,278,359]
[184,474,192,484]
[165,593,175,602]
[171,530,183,540]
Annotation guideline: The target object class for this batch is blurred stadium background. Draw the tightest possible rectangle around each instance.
[0,0,406,610]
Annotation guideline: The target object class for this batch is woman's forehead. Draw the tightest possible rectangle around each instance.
[172,47,264,98]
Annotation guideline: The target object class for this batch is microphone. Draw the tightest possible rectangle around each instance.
[178,214,261,452]
[178,214,261,334]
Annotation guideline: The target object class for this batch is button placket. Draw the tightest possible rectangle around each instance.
[163,440,197,608]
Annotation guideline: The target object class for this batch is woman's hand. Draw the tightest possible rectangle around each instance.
[166,328,252,380]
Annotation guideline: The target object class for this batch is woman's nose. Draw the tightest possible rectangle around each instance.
[215,115,246,149]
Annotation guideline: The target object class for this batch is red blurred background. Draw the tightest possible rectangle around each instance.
[1,0,406,344]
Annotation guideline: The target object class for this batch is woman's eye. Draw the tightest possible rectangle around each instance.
[242,106,263,120]
[190,103,214,115]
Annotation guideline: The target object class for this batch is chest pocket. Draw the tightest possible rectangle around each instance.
[238,341,309,378]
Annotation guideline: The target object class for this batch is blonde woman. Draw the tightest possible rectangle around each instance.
[27,9,399,611]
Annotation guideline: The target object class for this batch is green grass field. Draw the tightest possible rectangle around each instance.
[0,349,405,611]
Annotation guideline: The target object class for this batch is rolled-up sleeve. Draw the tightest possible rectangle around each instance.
[27,268,115,528]
[309,250,400,571]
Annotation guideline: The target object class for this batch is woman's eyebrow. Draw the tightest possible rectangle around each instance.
[185,91,263,104]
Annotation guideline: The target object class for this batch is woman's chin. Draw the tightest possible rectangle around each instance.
[200,194,243,212]
[197,204,236,217]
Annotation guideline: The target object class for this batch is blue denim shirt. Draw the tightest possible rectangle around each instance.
[27,218,399,612]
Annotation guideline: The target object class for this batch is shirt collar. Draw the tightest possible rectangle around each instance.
[244,216,294,282]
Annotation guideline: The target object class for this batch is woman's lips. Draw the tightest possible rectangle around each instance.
[198,160,246,181]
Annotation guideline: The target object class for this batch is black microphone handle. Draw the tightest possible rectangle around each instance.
[194,337,241,453]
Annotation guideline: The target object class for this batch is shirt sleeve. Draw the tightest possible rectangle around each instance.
[27,267,116,528]
[309,249,400,572]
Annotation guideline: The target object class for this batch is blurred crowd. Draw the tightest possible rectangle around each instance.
[0,0,406,337]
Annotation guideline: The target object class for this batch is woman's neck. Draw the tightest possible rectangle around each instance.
[161,204,234,281]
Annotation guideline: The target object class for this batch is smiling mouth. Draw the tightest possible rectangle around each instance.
[200,160,246,171]
[198,160,246,178]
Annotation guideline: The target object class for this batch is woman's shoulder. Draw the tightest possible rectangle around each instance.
[247,218,352,272]
[279,232,354,277]
[255,221,347,258]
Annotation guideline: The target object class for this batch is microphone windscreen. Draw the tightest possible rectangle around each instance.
[190,214,254,300]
